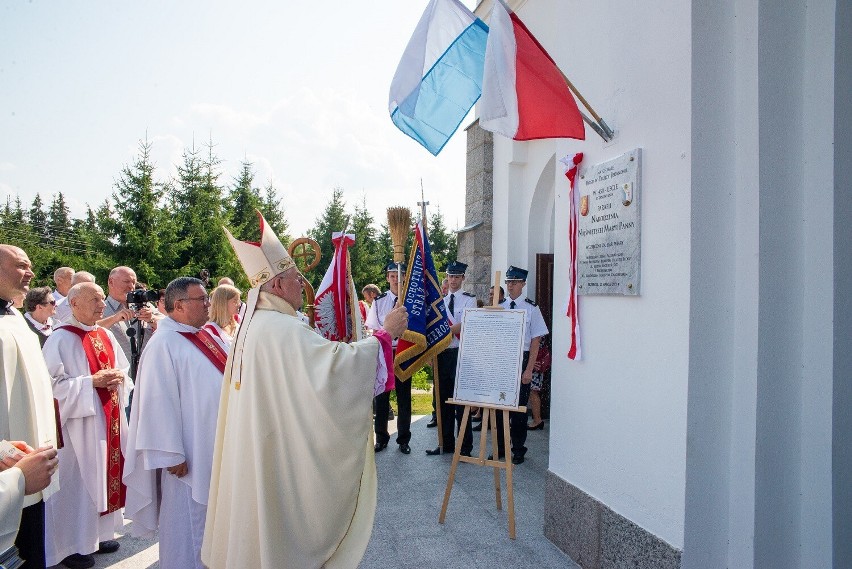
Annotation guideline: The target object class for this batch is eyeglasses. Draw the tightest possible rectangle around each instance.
[41,300,56,306]
[178,295,211,305]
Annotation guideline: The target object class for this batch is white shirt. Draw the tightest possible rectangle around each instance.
[443,289,478,348]
[501,296,549,351]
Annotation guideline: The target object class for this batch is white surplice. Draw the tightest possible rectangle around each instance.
[123,317,225,569]
[202,291,390,569]
[42,318,132,566]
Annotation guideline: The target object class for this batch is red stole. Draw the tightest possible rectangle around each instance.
[178,328,228,374]
[58,325,126,515]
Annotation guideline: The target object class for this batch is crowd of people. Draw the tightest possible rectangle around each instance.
[1,212,548,568]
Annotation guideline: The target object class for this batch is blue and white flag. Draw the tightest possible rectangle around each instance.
[388,0,489,156]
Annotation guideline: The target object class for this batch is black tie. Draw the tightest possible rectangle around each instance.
[510,300,516,309]
[448,293,454,317]
[0,300,12,315]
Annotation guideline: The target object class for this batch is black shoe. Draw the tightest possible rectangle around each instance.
[471,422,482,431]
[374,442,388,453]
[388,408,395,420]
[97,540,120,554]
[487,453,505,461]
[426,417,437,428]
[399,443,411,454]
[425,447,443,456]
[527,421,544,431]
[512,456,525,465]
[460,449,472,457]
[62,554,95,569]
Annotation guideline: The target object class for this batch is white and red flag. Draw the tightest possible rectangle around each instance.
[561,152,584,360]
[314,232,360,343]
[479,0,585,142]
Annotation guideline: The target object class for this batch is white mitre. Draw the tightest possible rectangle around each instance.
[223,210,295,287]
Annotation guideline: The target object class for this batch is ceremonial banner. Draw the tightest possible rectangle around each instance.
[389,0,489,155]
[314,232,360,342]
[560,152,584,360]
[394,221,451,380]
[479,0,585,142]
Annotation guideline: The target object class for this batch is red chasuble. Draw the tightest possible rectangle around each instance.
[178,329,228,374]
[58,325,126,515]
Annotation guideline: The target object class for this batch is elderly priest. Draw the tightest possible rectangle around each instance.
[202,211,408,569]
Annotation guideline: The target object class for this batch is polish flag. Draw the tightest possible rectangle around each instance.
[479,0,585,141]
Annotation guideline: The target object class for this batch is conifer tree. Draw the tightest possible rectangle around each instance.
[226,160,264,241]
[427,208,457,272]
[112,138,172,286]
[349,198,382,288]
[47,192,72,243]
[306,188,349,285]
[171,140,229,281]
[260,180,291,244]
[29,193,47,242]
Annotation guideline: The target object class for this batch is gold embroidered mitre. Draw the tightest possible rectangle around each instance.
[223,210,295,287]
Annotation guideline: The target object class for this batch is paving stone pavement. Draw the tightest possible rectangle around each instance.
[48,414,577,568]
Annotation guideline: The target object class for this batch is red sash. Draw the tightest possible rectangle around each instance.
[58,325,126,515]
[178,329,228,374]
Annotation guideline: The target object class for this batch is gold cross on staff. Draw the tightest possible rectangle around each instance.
[287,237,321,272]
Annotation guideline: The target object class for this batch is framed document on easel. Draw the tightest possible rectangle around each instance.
[439,274,527,538]
[452,308,526,408]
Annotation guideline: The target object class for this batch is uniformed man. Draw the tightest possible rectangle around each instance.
[427,261,478,456]
[496,266,548,465]
[366,262,412,454]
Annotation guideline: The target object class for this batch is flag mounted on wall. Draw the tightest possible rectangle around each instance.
[394,221,452,380]
[479,0,585,141]
[388,0,489,156]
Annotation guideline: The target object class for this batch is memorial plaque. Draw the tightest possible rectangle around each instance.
[577,148,642,295]
[453,308,525,409]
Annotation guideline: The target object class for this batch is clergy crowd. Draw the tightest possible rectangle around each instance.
[1,209,548,569]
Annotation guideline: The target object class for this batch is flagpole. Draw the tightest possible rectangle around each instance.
[559,70,615,140]
[581,111,610,142]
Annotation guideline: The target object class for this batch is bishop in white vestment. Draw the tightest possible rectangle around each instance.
[202,211,407,569]
[124,277,227,569]
[42,283,132,567]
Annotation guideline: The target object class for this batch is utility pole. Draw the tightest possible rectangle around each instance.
[417,178,429,235]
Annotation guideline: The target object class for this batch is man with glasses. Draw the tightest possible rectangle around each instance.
[203,212,408,569]
[495,266,548,465]
[124,277,227,569]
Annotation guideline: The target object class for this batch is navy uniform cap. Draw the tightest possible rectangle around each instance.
[505,266,528,281]
[385,261,406,273]
[445,261,467,275]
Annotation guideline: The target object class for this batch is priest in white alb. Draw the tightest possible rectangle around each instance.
[201,211,408,569]
[123,276,228,569]
[42,282,132,569]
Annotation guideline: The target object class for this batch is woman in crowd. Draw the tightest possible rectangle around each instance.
[204,284,241,347]
[23,286,56,347]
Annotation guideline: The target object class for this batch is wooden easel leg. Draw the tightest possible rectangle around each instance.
[439,404,468,523]
[502,409,516,539]
[490,408,502,511]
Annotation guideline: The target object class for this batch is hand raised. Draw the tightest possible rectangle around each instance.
[382,306,409,339]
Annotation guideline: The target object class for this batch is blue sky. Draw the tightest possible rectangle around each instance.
[0,0,477,237]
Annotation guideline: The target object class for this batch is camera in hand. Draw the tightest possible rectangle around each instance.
[126,289,159,309]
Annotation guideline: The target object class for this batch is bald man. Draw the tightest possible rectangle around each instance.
[52,267,74,307]
[54,272,95,325]
[0,245,60,568]
[42,283,132,568]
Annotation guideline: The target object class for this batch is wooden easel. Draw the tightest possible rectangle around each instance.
[438,270,524,539]
[439,400,525,538]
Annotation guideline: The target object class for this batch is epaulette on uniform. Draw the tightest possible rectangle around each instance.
[462,291,476,297]
[525,298,537,306]
[376,292,389,299]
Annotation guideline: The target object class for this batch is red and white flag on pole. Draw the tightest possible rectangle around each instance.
[479,0,585,142]
[561,152,584,360]
[314,232,359,342]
